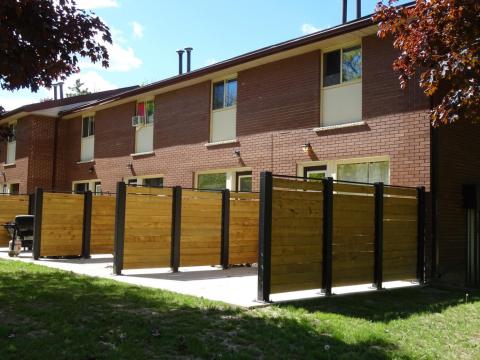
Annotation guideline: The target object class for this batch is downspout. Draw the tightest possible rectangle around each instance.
[51,118,59,191]
[430,96,439,279]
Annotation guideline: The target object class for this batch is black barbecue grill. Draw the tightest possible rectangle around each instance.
[3,215,34,252]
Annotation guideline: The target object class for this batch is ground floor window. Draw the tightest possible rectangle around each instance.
[72,180,101,194]
[198,173,227,190]
[337,161,389,184]
[1,183,20,194]
[299,157,390,184]
[126,175,164,188]
[196,169,253,192]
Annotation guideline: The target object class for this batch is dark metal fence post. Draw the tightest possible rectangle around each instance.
[113,182,126,275]
[258,171,273,302]
[28,193,35,215]
[417,186,426,284]
[374,182,384,289]
[221,189,230,269]
[322,177,333,296]
[32,188,43,260]
[81,190,92,259]
[170,186,182,272]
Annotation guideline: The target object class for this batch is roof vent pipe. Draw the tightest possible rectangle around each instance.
[58,82,64,99]
[177,49,185,75]
[342,0,347,24]
[52,82,64,100]
[357,0,361,19]
[53,85,58,100]
[185,47,193,73]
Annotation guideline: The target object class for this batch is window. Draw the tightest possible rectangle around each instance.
[143,177,163,187]
[72,180,101,193]
[211,78,237,142]
[198,173,227,190]
[136,100,154,124]
[321,45,362,127]
[135,100,154,153]
[304,165,327,181]
[323,46,362,87]
[6,122,16,164]
[337,161,389,184]
[80,116,95,161]
[236,171,252,192]
[212,79,237,110]
[9,183,19,195]
[82,116,95,138]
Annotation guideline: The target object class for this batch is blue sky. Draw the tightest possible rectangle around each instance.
[0,0,409,111]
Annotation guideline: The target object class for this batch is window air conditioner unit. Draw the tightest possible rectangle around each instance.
[132,115,145,127]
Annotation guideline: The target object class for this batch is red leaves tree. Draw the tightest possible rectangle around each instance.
[374,0,479,126]
[0,0,111,94]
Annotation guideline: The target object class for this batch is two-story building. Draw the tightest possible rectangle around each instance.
[1,13,479,286]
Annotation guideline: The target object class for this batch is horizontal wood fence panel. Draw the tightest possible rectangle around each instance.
[91,196,115,254]
[332,192,375,286]
[180,190,222,266]
[229,193,259,264]
[40,193,84,256]
[333,182,375,195]
[383,195,418,281]
[123,190,173,270]
[270,178,323,294]
[0,195,29,246]
[273,177,324,191]
[384,186,417,198]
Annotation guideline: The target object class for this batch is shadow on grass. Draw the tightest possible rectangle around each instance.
[0,260,409,360]
[278,285,480,323]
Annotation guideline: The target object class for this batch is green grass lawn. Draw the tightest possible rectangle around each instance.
[0,260,479,360]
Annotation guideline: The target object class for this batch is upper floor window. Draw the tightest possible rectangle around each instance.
[136,100,155,125]
[80,115,94,161]
[323,46,362,87]
[6,122,16,164]
[82,116,95,138]
[210,78,237,143]
[321,45,362,127]
[212,79,237,110]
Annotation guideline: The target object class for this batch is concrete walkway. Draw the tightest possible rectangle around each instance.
[0,248,418,308]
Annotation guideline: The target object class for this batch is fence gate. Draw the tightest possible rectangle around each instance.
[0,194,30,246]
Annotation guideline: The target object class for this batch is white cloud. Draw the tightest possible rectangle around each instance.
[205,58,218,66]
[301,23,322,35]
[75,0,119,9]
[131,21,144,39]
[1,96,40,111]
[80,32,142,72]
[64,71,116,93]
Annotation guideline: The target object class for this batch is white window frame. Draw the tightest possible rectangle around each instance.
[210,76,238,143]
[6,121,17,165]
[72,180,101,193]
[80,114,95,162]
[1,183,20,195]
[195,167,252,192]
[134,99,155,154]
[297,155,390,184]
[320,41,362,127]
[125,174,164,186]
[237,173,253,192]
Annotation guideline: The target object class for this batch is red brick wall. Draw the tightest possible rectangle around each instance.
[237,51,321,135]
[435,121,480,284]
[0,116,31,193]
[50,35,430,195]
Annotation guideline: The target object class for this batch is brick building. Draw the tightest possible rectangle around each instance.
[0,15,478,285]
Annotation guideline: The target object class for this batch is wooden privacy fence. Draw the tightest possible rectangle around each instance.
[258,172,425,302]
[0,194,31,246]
[113,183,259,275]
[32,189,116,259]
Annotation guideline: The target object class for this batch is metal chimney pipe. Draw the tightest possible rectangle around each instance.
[177,49,185,75]
[184,47,193,73]
[58,82,64,99]
[342,0,348,23]
[357,0,361,19]
[53,85,58,100]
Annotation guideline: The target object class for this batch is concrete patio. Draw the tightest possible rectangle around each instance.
[0,248,419,308]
